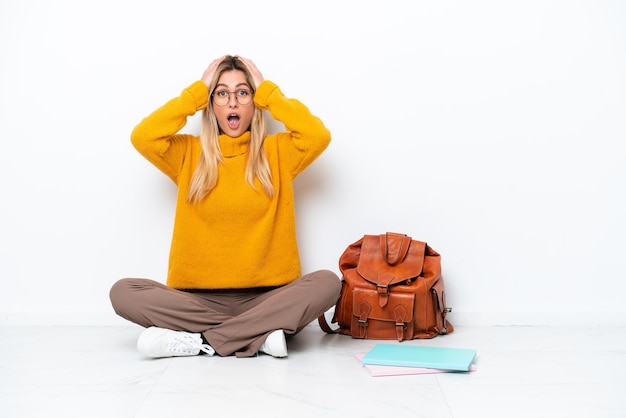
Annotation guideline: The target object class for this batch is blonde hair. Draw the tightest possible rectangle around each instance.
[188,56,273,203]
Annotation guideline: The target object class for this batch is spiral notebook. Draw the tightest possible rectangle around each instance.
[360,344,477,372]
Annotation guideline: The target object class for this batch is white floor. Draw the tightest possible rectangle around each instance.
[1,324,625,418]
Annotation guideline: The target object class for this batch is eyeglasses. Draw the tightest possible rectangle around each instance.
[211,89,254,106]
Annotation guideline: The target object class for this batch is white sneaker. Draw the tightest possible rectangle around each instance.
[259,330,288,358]
[137,326,215,358]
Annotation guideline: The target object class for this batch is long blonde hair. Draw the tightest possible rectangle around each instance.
[188,56,273,203]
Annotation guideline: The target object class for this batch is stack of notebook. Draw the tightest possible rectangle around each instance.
[357,343,477,377]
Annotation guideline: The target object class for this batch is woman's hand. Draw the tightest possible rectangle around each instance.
[236,56,264,89]
[201,55,227,87]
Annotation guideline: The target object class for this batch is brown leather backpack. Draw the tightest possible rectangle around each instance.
[319,232,453,341]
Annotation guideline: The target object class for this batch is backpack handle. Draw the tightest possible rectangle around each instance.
[381,232,412,265]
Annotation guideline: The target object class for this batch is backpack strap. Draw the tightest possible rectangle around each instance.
[318,313,338,334]
[381,232,412,265]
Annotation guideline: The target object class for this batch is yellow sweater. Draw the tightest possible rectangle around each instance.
[131,80,331,289]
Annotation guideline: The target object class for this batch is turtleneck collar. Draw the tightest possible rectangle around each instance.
[219,131,251,158]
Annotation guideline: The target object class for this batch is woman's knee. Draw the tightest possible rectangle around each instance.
[109,278,139,315]
[308,269,342,299]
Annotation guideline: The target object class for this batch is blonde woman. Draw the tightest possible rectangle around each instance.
[110,55,340,358]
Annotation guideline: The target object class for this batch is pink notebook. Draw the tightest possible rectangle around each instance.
[355,353,477,377]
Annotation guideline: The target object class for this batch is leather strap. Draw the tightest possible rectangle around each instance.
[317,313,337,334]
[376,272,394,308]
[393,304,408,341]
[356,301,371,338]
[381,232,412,265]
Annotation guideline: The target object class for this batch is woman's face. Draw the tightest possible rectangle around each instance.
[212,69,255,137]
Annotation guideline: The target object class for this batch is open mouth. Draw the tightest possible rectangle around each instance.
[227,114,240,130]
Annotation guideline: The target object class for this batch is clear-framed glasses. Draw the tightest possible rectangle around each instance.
[211,88,254,106]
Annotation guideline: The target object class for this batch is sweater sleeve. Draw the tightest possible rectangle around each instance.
[130,81,209,183]
[253,80,331,177]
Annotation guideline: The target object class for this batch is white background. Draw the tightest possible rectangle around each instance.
[1,0,624,326]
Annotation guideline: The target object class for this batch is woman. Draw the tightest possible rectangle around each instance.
[110,55,341,358]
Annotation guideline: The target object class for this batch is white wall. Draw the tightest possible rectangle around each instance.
[1,0,624,326]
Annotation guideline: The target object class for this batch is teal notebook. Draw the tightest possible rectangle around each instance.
[360,344,477,371]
